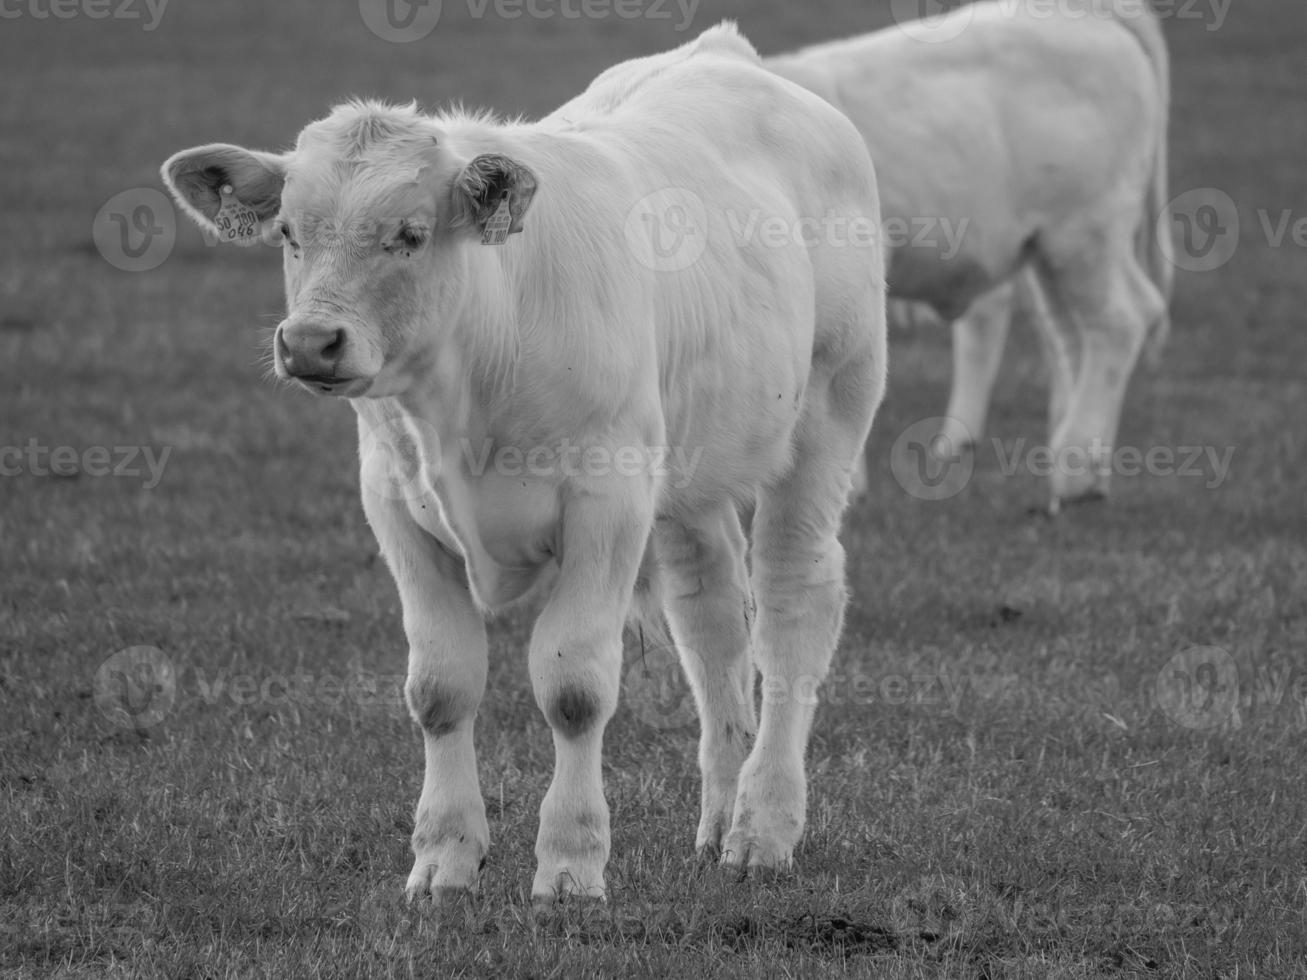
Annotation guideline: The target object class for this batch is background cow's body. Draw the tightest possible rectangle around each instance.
[163,24,885,904]
[768,0,1171,505]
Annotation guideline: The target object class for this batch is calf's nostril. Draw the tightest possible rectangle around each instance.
[321,329,345,362]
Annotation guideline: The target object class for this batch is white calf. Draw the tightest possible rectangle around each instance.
[769,0,1171,506]
[162,23,885,904]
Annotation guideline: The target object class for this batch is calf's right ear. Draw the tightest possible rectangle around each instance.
[161,143,287,235]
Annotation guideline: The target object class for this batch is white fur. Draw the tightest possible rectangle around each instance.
[769,0,1171,505]
[163,23,885,904]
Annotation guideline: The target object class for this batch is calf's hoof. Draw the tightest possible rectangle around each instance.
[531,868,607,910]
[405,843,486,903]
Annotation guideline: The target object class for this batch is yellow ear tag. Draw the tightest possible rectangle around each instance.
[215,184,261,246]
[481,192,513,246]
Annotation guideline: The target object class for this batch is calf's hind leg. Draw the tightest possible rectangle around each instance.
[655,506,758,856]
[720,350,883,871]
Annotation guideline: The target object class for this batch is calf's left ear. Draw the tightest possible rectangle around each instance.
[161,143,287,237]
[451,154,538,243]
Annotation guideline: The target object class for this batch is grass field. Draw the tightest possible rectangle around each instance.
[2,0,1306,976]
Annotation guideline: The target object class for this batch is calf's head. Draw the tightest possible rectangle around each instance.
[162,103,536,398]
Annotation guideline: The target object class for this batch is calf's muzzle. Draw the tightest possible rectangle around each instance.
[277,320,347,382]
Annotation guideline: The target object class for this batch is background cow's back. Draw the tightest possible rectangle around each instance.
[769,0,1171,507]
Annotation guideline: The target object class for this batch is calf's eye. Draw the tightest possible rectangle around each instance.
[390,223,429,253]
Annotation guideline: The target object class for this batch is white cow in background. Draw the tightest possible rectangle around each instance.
[162,24,885,905]
[768,0,1172,507]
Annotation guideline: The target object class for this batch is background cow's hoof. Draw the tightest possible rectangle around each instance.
[1048,482,1109,516]
[934,420,977,459]
[1048,440,1113,507]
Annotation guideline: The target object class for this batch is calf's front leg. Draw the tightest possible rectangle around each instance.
[529,488,652,905]
[362,480,490,902]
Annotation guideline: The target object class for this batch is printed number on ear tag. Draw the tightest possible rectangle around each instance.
[481,192,514,246]
[215,184,261,245]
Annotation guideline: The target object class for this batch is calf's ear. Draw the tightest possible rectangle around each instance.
[161,143,287,235]
[451,153,538,243]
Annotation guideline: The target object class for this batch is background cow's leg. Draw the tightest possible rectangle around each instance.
[1019,264,1077,441]
[362,483,490,902]
[940,281,1015,451]
[721,351,883,871]
[1035,238,1166,506]
[654,506,757,856]
[529,488,652,904]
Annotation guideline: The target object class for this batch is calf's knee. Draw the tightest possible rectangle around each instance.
[406,676,480,738]
[543,684,605,738]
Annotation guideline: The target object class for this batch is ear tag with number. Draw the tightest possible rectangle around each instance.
[481,192,514,246]
[215,184,261,246]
